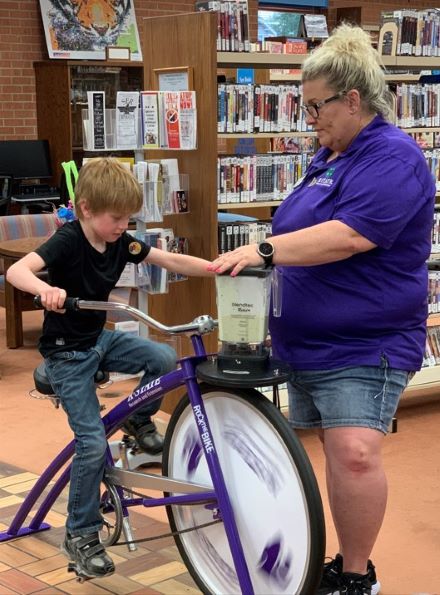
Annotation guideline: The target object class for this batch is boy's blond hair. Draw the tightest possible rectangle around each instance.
[302,24,393,120]
[74,157,142,219]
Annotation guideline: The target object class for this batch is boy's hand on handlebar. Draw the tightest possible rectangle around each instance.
[38,287,67,312]
[207,244,264,276]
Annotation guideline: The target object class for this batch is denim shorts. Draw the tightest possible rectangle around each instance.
[287,357,412,434]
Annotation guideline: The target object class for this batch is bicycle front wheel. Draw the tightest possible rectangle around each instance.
[163,383,325,595]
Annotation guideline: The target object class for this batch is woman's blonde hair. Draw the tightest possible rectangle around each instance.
[74,157,142,220]
[302,24,393,120]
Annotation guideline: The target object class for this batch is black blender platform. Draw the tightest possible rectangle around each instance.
[196,357,291,388]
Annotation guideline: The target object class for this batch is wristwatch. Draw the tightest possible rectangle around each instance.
[256,241,275,267]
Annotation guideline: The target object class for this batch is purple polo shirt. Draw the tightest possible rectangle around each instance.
[270,116,435,371]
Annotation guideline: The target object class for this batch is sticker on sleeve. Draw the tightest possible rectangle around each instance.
[129,242,142,255]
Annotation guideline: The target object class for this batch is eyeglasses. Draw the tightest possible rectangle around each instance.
[300,92,345,119]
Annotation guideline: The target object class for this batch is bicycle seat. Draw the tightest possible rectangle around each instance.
[33,363,109,396]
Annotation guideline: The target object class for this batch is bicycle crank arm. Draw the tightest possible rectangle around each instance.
[105,468,212,494]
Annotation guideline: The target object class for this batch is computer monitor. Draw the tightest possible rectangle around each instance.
[0,139,52,181]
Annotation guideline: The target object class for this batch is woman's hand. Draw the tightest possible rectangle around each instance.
[208,244,264,276]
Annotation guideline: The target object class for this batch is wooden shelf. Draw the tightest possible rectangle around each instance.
[218,131,316,138]
[217,52,307,68]
[407,365,440,391]
[385,73,422,82]
[218,201,282,209]
[428,313,440,327]
[381,56,440,68]
[219,53,440,70]
[401,127,440,133]
[271,72,422,83]
[270,73,302,82]
[220,52,440,73]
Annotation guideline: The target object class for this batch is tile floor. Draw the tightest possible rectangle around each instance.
[0,461,203,594]
[1,309,440,593]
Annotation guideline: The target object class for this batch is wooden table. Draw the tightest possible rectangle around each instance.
[0,236,46,348]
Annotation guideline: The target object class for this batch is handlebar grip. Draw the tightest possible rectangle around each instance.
[34,295,80,311]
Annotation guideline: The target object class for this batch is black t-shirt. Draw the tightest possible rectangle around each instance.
[35,220,150,357]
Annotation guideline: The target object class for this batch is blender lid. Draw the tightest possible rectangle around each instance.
[218,265,272,278]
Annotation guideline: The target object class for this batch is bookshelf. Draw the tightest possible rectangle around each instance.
[217,52,308,67]
[383,57,440,392]
[218,131,316,138]
[382,56,440,68]
[33,14,437,406]
[221,201,283,209]
[142,12,219,411]
[34,61,144,187]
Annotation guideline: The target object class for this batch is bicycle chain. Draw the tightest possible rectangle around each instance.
[108,485,222,546]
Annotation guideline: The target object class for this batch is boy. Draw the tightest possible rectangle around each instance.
[6,157,213,578]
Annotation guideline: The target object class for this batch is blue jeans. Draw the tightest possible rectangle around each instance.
[45,329,176,536]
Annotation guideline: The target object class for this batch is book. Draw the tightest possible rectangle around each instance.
[174,189,189,213]
[195,0,249,52]
[136,228,170,294]
[303,14,329,39]
[168,236,189,281]
[285,40,308,55]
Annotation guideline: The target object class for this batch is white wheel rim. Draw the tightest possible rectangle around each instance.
[167,392,312,594]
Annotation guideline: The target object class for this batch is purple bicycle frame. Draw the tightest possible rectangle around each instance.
[0,333,255,594]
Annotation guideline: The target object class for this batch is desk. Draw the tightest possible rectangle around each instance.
[0,237,46,348]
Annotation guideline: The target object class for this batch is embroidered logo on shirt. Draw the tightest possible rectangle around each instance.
[128,242,142,255]
[308,166,336,188]
[325,167,336,178]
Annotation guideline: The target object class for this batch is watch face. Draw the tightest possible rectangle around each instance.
[259,242,274,256]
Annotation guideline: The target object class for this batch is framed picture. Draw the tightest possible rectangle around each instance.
[38,0,143,61]
[106,46,131,61]
[154,67,194,92]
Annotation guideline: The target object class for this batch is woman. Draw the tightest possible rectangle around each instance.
[209,24,435,595]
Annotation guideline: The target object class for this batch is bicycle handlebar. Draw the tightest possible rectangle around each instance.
[34,296,217,336]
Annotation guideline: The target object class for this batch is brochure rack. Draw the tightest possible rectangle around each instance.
[34,61,144,184]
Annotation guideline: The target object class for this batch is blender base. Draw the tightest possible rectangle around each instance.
[196,357,291,388]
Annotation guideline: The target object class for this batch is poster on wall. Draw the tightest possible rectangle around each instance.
[38,0,143,61]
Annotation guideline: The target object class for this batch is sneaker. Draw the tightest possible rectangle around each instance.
[316,554,344,593]
[339,571,372,594]
[61,531,115,578]
[122,420,164,454]
[316,554,380,595]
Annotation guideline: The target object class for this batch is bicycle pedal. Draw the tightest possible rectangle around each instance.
[67,562,92,583]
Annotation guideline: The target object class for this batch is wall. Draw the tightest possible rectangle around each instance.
[0,1,46,140]
[0,0,432,141]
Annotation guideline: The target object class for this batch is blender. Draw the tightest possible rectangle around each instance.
[197,267,291,388]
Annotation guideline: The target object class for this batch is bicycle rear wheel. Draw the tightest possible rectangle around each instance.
[163,383,325,595]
